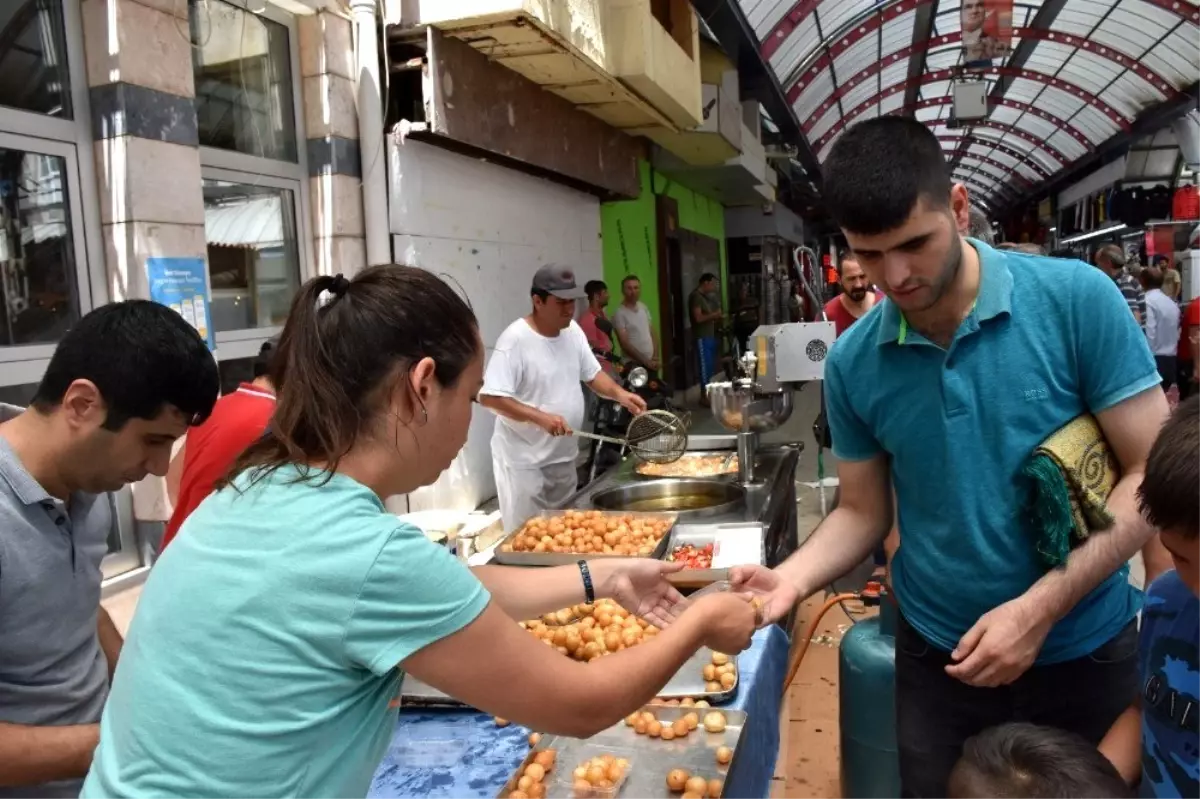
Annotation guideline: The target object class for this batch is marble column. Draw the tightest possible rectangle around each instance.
[300,8,368,276]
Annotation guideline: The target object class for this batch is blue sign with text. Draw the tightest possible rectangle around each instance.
[146,257,214,351]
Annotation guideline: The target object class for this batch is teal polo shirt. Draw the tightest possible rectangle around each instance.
[824,241,1160,664]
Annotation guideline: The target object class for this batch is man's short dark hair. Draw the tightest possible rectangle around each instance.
[836,251,860,277]
[948,723,1132,798]
[622,275,639,288]
[699,272,717,284]
[584,280,607,301]
[253,338,279,379]
[1139,395,1199,538]
[32,300,219,430]
[822,116,952,235]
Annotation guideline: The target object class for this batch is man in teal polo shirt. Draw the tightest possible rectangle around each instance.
[733,117,1168,796]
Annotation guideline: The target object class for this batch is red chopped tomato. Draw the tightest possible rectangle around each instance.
[671,544,713,569]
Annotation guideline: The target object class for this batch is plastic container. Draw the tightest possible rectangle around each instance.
[561,749,634,799]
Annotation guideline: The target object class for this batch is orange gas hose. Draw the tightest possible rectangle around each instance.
[781,593,860,698]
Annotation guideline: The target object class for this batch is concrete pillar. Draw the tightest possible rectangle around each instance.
[80,0,207,302]
[299,9,368,276]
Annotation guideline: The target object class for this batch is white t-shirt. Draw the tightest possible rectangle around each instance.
[612,302,654,361]
[483,319,602,468]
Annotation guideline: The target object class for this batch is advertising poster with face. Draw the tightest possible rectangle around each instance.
[962,0,1014,66]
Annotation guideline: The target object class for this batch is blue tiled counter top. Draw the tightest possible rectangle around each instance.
[369,625,790,799]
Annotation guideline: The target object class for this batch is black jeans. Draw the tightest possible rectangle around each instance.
[895,613,1139,797]
[1180,359,1195,399]
[1155,354,1178,391]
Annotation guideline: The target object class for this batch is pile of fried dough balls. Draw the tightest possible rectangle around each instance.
[502,511,669,556]
[520,600,659,662]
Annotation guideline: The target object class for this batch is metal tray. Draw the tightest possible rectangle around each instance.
[665,523,765,589]
[498,706,748,799]
[491,511,676,567]
[400,649,738,707]
[632,451,738,480]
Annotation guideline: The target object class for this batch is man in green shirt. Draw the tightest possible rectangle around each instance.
[689,273,722,396]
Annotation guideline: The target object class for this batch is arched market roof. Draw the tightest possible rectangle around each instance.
[736,0,1200,212]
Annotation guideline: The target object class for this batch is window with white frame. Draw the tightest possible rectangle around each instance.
[190,0,311,352]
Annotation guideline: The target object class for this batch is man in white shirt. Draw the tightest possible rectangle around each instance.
[612,276,659,372]
[481,266,648,531]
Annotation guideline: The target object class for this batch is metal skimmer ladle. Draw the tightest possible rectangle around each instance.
[570,409,689,464]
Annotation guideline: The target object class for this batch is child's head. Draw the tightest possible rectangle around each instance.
[947,723,1132,798]
[1139,395,1200,595]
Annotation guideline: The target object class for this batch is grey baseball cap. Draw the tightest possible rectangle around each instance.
[531,264,587,300]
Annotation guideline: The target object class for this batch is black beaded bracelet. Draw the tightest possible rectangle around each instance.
[578,560,595,604]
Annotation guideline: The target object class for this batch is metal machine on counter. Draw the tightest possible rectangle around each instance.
[707,245,835,485]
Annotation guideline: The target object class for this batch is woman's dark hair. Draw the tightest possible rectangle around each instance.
[32,300,218,430]
[219,266,479,490]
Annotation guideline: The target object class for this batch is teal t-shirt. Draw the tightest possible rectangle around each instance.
[82,466,490,798]
[823,241,1159,664]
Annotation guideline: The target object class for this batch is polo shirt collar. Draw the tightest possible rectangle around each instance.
[0,404,54,506]
[876,237,1013,347]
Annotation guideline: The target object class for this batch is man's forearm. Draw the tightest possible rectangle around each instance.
[1141,535,1174,587]
[97,607,123,681]
[0,723,99,787]
[1021,471,1155,625]
[472,561,620,621]
[588,372,625,402]
[479,395,544,426]
[777,503,892,600]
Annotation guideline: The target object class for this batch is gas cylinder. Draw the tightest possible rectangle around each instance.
[838,590,901,798]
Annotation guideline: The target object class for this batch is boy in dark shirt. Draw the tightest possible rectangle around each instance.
[1100,396,1199,798]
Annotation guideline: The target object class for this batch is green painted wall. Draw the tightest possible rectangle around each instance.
[600,161,727,341]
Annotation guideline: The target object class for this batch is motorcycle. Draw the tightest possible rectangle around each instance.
[579,320,681,485]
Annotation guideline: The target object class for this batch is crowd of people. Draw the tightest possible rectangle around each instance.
[0,114,1195,799]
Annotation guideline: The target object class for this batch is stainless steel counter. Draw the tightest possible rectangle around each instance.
[560,437,803,573]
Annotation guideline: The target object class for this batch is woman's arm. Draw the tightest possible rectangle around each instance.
[401,592,757,738]
[472,559,684,628]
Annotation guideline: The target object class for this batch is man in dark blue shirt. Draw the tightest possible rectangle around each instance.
[1101,396,1199,798]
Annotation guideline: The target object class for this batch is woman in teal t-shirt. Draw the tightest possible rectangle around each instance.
[83,266,758,799]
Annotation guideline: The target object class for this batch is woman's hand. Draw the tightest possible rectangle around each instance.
[595,559,686,628]
[688,592,758,655]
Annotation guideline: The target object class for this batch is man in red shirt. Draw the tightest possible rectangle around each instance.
[822,254,891,575]
[579,280,616,376]
[823,254,883,335]
[161,339,278,552]
[1180,296,1200,400]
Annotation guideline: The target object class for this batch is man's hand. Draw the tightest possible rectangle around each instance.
[647,357,660,371]
[729,565,800,626]
[618,392,647,416]
[599,559,687,629]
[536,412,570,436]
[945,596,1053,687]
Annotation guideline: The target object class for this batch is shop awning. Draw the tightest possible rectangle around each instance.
[204,196,283,250]
[734,0,1199,212]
